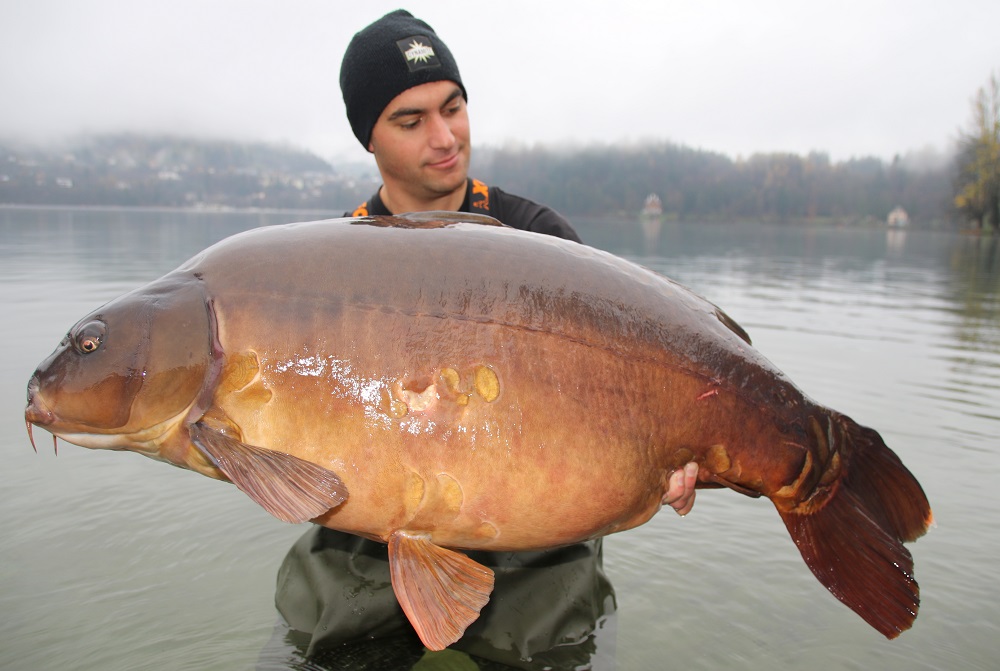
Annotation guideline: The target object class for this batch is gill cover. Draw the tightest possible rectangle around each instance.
[28,273,212,438]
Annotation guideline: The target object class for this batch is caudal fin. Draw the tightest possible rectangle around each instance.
[778,415,932,639]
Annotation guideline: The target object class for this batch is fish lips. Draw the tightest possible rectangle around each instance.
[25,375,53,426]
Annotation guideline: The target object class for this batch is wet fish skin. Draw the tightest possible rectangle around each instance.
[25,213,931,650]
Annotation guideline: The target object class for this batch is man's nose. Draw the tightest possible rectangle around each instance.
[426,113,455,149]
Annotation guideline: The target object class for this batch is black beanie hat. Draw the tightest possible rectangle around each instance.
[340,10,467,149]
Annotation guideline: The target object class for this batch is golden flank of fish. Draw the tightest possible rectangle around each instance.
[25,213,932,651]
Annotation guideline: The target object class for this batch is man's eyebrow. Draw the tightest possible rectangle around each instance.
[386,87,464,121]
[387,106,424,121]
[441,87,463,106]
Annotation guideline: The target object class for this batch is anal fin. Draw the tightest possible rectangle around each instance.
[189,422,347,523]
[388,530,495,650]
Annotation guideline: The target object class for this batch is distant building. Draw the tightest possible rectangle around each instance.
[640,193,663,245]
[887,206,910,227]
[641,193,663,218]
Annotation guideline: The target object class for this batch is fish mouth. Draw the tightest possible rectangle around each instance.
[25,375,55,452]
[25,383,54,426]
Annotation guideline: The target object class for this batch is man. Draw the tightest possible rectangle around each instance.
[269,10,697,667]
[340,9,580,242]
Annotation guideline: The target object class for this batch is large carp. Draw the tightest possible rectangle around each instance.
[25,214,931,650]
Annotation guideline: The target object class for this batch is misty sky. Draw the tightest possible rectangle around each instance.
[2,1,997,165]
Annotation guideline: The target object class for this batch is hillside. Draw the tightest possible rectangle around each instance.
[0,134,378,210]
[1,134,957,226]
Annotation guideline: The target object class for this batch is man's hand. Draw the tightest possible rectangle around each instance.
[664,462,698,516]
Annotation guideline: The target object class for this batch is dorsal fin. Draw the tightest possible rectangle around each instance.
[357,211,506,230]
[714,306,752,345]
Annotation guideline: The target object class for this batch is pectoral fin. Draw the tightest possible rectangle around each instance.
[387,530,495,651]
[188,422,347,523]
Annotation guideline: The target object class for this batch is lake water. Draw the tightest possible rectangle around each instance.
[2,207,997,670]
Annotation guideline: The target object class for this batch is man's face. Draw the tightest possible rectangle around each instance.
[368,80,471,206]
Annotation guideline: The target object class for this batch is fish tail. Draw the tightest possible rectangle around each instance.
[777,413,932,639]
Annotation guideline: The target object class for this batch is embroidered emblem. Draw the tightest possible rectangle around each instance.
[396,35,441,72]
[404,40,434,64]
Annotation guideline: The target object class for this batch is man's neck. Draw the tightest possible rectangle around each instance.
[378,182,467,214]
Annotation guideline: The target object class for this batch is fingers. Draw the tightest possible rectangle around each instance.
[679,461,698,516]
[665,462,698,516]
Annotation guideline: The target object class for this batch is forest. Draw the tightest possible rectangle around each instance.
[1,134,958,228]
[476,143,952,226]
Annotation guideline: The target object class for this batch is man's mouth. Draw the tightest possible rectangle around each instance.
[427,153,460,170]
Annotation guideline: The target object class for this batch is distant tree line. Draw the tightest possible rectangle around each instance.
[0,132,969,227]
[476,144,954,226]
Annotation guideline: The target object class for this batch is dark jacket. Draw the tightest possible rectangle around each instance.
[346,178,581,242]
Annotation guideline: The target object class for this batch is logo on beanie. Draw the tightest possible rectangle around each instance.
[396,35,441,72]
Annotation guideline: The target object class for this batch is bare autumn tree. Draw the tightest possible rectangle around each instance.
[954,71,1000,231]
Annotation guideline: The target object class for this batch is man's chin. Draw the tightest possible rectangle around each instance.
[425,172,468,199]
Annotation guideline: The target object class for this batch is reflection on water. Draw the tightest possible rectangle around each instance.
[2,208,999,670]
[0,206,321,281]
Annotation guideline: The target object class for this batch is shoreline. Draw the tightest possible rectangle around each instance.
[0,202,343,216]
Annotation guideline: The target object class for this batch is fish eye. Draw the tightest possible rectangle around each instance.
[74,320,106,355]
